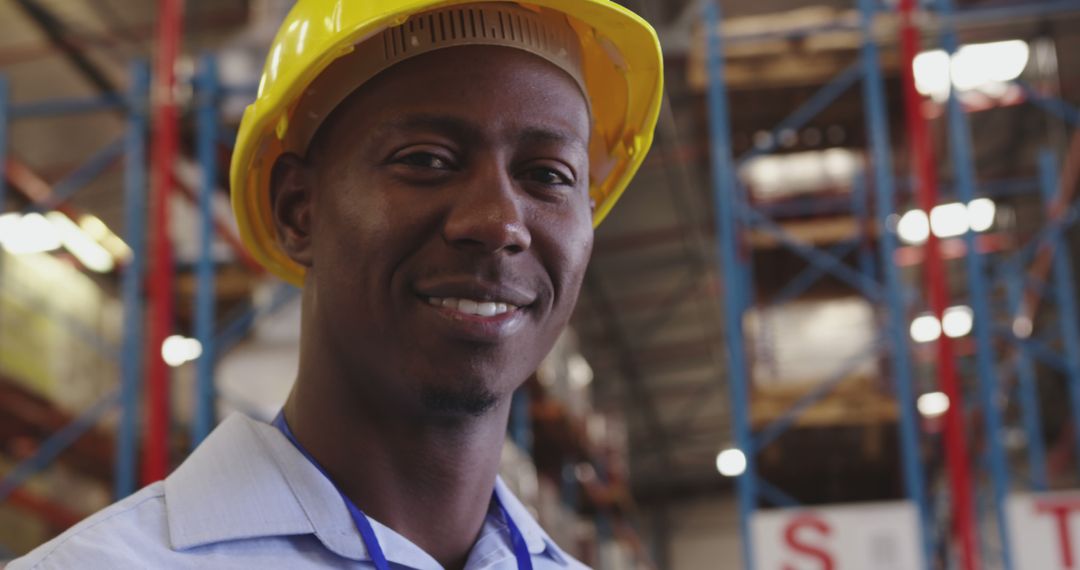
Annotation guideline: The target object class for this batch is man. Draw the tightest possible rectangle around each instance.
[10,1,661,568]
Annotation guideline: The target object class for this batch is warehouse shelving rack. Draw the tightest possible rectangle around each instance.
[0,52,302,525]
[0,60,151,505]
[704,0,1080,569]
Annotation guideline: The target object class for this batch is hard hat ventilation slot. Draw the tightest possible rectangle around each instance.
[426,14,436,43]
[377,6,568,61]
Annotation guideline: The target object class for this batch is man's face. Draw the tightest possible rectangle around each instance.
[280,45,593,416]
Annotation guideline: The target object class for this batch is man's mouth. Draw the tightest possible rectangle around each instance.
[426,297,521,317]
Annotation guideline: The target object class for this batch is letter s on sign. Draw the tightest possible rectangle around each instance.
[782,514,835,570]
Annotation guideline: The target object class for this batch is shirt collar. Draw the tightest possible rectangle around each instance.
[165,413,567,568]
[164,414,316,548]
[166,414,441,568]
[492,477,570,566]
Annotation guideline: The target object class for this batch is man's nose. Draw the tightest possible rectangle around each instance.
[442,168,532,254]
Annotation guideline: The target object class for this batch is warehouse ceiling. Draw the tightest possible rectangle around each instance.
[2,0,1079,523]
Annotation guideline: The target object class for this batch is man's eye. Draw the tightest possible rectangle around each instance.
[396,152,453,170]
[521,167,573,186]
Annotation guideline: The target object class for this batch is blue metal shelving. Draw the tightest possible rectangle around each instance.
[704,0,1080,568]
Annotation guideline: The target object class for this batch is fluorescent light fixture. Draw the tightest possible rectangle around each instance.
[897,199,997,245]
[967,198,996,232]
[914,40,1030,102]
[0,213,62,254]
[897,209,931,245]
[910,314,942,343]
[953,40,1030,89]
[102,235,133,262]
[911,305,974,343]
[0,213,20,242]
[78,214,110,240]
[716,448,747,477]
[917,391,950,418]
[46,212,115,273]
[942,305,974,339]
[79,214,133,262]
[914,49,951,102]
[929,202,970,239]
[162,335,203,367]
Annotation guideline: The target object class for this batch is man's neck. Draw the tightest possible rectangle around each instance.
[282,373,510,570]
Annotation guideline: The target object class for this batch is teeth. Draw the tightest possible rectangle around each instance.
[427,297,517,317]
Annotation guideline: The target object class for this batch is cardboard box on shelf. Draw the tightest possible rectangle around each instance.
[0,250,119,415]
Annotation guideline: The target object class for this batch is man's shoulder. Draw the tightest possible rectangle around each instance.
[6,482,170,570]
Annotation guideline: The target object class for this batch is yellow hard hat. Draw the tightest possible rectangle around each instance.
[230,0,664,286]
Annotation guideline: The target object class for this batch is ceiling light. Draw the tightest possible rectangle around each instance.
[47,212,114,273]
[917,391,950,418]
[162,335,203,367]
[967,198,996,233]
[897,209,930,245]
[910,314,942,343]
[0,213,62,254]
[942,305,974,339]
[914,40,1030,102]
[716,448,747,477]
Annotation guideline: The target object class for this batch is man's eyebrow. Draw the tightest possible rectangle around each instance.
[375,114,482,144]
[375,114,587,151]
[515,127,588,152]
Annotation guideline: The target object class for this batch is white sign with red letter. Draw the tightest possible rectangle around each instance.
[751,501,921,569]
[1009,491,1080,570]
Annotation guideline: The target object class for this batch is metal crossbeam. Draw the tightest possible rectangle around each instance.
[0,390,119,503]
[745,207,883,301]
[20,138,125,213]
[736,62,863,168]
[752,339,883,452]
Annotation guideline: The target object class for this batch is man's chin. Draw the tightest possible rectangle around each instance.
[419,385,500,418]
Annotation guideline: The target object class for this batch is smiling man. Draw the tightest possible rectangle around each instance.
[10,2,661,569]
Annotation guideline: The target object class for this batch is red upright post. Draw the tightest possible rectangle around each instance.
[897,1,979,568]
[143,0,184,484]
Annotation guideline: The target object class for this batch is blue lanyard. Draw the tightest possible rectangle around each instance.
[272,413,533,570]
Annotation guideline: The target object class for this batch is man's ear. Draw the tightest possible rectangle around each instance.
[269,153,314,267]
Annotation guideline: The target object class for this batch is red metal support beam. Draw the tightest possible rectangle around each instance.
[143,0,184,484]
[898,1,979,568]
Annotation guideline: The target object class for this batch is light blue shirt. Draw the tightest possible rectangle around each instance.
[9,414,588,569]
